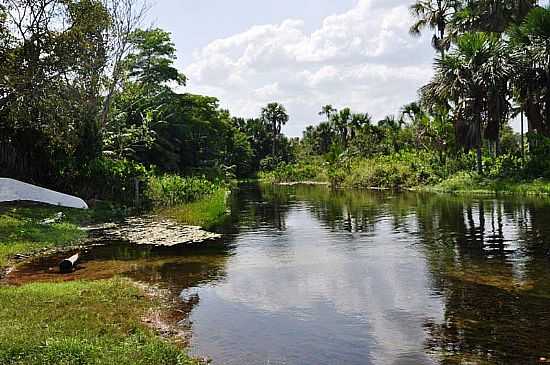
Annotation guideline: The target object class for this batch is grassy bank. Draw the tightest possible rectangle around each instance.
[0,202,132,268]
[428,172,550,196]
[0,204,86,268]
[0,203,199,365]
[0,278,197,365]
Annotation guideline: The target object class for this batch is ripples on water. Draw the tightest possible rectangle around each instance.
[11,184,550,364]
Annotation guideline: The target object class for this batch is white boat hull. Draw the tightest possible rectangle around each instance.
[0,178,88,209]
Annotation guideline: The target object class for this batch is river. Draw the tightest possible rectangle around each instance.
[12,183,550,364]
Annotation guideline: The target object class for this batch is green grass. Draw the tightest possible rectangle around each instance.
[0,201,135,268]
[160,188,229,229]
[0,278,197,365]
[429,172,550,196]
[0,207,84,268]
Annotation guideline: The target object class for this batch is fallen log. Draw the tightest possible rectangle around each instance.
[59,253,79,273]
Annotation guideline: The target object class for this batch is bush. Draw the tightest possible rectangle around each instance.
[344,156,416,189]
[145,175,220,208]
[485,153,523,179]
[525,134,550,178]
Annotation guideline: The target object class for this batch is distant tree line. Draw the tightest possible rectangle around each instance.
[298,0,550,178]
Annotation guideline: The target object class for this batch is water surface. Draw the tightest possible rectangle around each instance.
[11,184,550,364]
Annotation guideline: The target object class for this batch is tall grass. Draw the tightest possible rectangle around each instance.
[146,175,219,207]
[146,175,230,229]
[161,188,229,229]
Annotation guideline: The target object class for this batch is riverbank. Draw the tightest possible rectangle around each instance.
[259,158,550,196]
[424,172,550,196]
[158,188,230,230]
[0,201,224,364]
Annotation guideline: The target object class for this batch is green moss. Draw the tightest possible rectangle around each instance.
[0,278,197,365]
[159,188,229,229]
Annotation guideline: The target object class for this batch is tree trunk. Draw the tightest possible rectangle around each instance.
[521,110,525,165]
[476,116,483,175]
[272,121,277,157]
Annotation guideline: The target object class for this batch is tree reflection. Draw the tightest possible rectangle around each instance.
[237,184,550,364]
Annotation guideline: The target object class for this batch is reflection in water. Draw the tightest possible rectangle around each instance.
[8,184,550,364]
[188,184,550,365]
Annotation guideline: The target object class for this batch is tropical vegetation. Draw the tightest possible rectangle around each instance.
[263,1,550,194]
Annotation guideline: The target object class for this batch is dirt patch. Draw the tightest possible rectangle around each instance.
[135,281,212,364]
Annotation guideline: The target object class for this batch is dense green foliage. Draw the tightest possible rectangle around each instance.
[146,175,220,207]
[0,0,291,203]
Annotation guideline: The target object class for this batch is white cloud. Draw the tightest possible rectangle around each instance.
[183,0,435,136]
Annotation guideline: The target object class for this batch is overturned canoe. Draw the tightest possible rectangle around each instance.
[0,178,88,209]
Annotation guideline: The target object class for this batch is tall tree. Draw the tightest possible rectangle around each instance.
[100,0,150,127]
[261,102,289,157]
[332,107,353,147]
[0,0,111,182]
[422,32,511,174]
[410,0,459,57]
[509,6,550,138]
[125,28,186,88]
[319,104,337,121]
[452,0,537,34]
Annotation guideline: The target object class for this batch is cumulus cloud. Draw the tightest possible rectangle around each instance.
[183,0,435,136]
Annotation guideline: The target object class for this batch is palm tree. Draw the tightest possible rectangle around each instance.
[349,113,371,141]
[409,0,460,58]
[508,6,550,138]
[422,32,511,174]
[453,0,537,34]
[331,108,353,147]
[261,103,289,157]
[319,105,337,121]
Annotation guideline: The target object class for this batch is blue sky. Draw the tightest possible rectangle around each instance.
[146,1,436,136]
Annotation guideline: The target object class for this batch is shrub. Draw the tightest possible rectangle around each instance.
[344,156,416,189]
[485,153,523,179]
[342,151,448,189]
[525,134,550,178]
